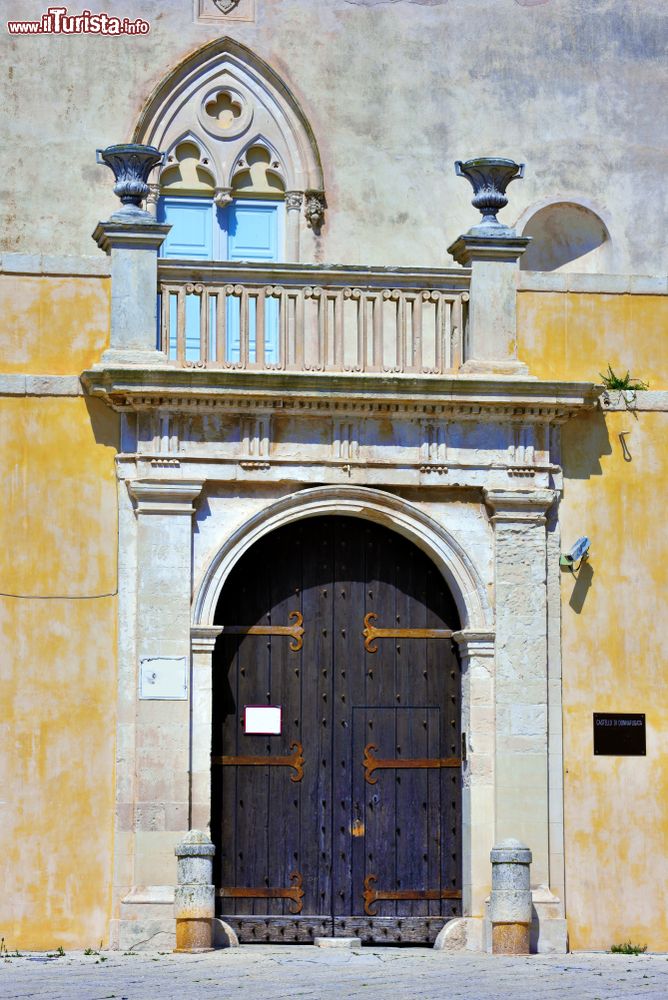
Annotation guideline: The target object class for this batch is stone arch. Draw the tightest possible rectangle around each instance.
[133,37,325,199]
[193,485,493,631]
[229,135,286,194]
[161,135,217,193]
[515,197,613,272]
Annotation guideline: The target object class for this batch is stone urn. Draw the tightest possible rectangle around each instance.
[454,157,525,234]
[96,143,165,221]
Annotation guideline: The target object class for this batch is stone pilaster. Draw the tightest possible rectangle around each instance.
[190,627,223,832]
[93,219,170,364]
[454,629,496,917]
[127,479,204,888]
[483,488,555,889]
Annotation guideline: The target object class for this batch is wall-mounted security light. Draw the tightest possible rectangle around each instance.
[559,536,590,572]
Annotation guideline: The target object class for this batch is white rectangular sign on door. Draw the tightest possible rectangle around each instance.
[244,705,282,735]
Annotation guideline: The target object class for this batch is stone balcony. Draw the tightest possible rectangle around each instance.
[85,170,599,472]
[157,260,470,375]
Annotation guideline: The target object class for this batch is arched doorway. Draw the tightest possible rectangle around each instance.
[210,515,462,944]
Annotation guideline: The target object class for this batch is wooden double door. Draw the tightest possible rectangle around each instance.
[212,516,462,943]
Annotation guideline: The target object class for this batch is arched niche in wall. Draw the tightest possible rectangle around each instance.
[517,200,613,273]
[133,36,326,257]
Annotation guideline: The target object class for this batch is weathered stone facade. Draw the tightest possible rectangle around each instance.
[1,0,667,957]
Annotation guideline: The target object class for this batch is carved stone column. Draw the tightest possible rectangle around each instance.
[285,191,303,262]
[146,183,160,218]
[483,488,555,889]
[453,629,496,919]
[126,479,205,889]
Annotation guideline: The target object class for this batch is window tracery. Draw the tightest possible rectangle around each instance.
[133,37,325,258]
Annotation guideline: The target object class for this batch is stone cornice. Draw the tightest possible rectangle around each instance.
[81,367,599,420]
[452,630,496,657]
[0,374,83,396]
[191,625,224,653]
[448,233,531,266]
[93,220,171,255]
[518,271,667,295]
[484,487,556,525]
[128,478,205,515]
[0,253,110,277]
[600,389,668,412]
[157,258,471,291]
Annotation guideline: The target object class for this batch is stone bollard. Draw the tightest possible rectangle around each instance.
[489,838,533,955]
[174,830,216,953]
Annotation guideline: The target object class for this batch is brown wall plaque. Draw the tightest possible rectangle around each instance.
[593,713,646,756]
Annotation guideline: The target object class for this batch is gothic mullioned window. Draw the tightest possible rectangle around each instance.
[134,38,325,363]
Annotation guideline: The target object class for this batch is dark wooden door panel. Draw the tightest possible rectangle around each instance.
[353,706,443,918]
[212,516,461,941]
[331,523,367,918]
[299,527,334,916]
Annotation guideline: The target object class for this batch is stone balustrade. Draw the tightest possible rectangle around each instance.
[158,260,469,373]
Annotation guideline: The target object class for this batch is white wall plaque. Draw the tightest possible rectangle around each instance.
[139,657,188,700]
[244,705,282,735]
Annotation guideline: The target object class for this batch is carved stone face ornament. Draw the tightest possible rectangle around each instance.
[304,190,326,232]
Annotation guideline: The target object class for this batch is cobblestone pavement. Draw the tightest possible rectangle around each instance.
[1,946,668,1000]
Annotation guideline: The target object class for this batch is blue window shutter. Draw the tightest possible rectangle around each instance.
[225,201,281,363]
[226,202,280,261]
[158,197,213,260]
[158,198,213,362]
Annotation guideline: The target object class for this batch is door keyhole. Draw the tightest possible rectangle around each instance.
[351,802,365,838]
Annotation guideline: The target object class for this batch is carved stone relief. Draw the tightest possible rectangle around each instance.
[128,404,562,492]
[195,0,255,23]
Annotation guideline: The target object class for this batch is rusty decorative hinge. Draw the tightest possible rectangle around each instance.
[363,743,460,785]
[362,612,453,653]
[363,874,462,916]
[222,610,304,651]
[212,741,304,782]
[218,871,304,914]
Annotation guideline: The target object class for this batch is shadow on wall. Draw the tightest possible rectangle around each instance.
[560,411,612,614]
[84,395,120,450]
[566,559,594,614]
[520,202,612,273]
[561,409,612,480]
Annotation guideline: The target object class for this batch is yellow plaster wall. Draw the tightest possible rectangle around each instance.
[0,383,119,941]
[0,275,110,374]
[519,290,668,951]
[559,410,668,951]
[517,291,668,385]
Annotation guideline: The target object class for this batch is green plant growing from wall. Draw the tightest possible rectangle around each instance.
[610,941,648,955]
[599,365,649,391]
